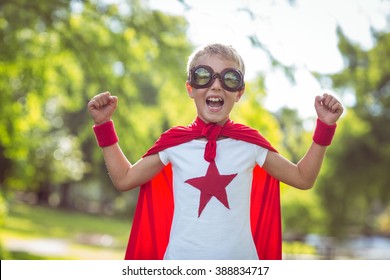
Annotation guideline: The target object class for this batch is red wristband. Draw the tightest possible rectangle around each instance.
[93,120,119,147]
[313,118,336,146]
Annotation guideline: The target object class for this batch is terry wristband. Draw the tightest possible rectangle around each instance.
[93,120,119,147]
[313,118,336,146]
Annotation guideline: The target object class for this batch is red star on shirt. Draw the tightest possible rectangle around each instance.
[185,161,238,217]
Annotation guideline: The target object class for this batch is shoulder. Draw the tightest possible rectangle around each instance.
[223,120,278,153]
[143,123,198,157]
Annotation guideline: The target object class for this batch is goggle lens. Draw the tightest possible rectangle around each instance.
[189,65,244,91]
[193,67,212,87]
[224,71,241,89]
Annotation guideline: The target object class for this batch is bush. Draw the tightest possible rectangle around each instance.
[0,191,10,259]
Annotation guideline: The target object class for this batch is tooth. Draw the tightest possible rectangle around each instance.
[208,97,222,102]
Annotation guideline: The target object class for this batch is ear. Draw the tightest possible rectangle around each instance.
[235,87,245,102]
[186,81,194,99]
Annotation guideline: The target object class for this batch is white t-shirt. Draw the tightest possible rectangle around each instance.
[159,138,268,260]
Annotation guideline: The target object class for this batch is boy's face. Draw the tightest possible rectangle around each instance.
[186,55,245,125]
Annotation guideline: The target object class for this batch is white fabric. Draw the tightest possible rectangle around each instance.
[159,138,268,260]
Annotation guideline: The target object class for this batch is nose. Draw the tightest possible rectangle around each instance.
[210,74,223,90]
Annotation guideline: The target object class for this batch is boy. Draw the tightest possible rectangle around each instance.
[87,44,343,260]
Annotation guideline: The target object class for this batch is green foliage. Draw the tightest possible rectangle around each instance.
[0,192,10,259]
[282,241,317,257]
[0,0,192,209]
[377,205,390,235]
[281,184,326,237]
[274,108,312,161]
[0,192,7,226]
[316,29,390,237]
[233,77,283,149]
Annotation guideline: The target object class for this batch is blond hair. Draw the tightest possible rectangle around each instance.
[187,43,245,76]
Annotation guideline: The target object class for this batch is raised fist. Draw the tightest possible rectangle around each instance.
[87,91,118,125]
[314,93,344,125]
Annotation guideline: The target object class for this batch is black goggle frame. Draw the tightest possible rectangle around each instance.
[188,65,245,92]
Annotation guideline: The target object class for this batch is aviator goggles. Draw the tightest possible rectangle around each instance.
[188,65,245,92]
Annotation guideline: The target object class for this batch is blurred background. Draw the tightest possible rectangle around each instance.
[1,0,390,260]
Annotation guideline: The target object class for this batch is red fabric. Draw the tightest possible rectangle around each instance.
[185,160,237,217]
[125,118,282,260]
[313,118,337,146]
[92,120,119,147]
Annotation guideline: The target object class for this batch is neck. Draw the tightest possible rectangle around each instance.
[196,116,230,126]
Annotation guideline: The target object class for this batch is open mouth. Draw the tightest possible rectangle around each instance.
[206,97,224,110]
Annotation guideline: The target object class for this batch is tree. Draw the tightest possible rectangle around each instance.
[316,28,390,237]
[0,0,193,212]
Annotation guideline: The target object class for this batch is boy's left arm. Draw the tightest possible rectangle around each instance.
[262,93,343,190]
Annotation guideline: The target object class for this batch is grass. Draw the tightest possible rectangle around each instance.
[2,201,318,260]
[1,201,132,260]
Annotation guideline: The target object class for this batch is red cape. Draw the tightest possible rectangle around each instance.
[125,119,282,260]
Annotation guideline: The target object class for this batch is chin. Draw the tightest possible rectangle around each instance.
[201,114,228,125]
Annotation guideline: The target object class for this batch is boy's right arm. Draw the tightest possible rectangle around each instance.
[101,145,164,191]
[88,92,165,191]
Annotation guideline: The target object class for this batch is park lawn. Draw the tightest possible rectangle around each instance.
[2,201,132,260]
[2,202,318,260]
